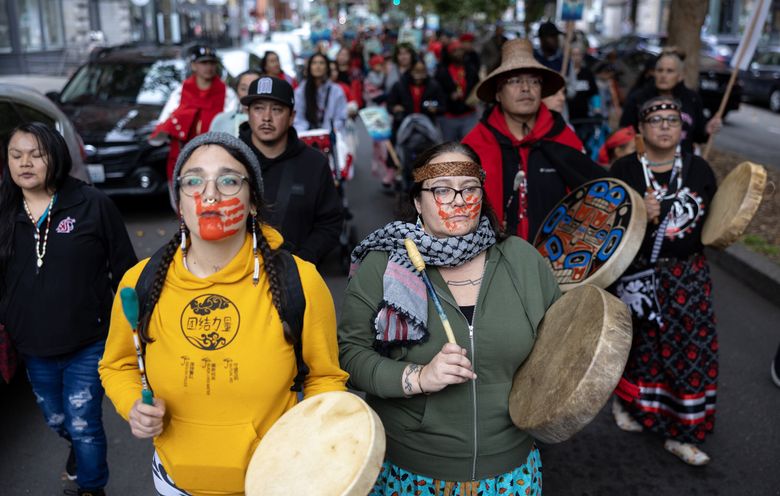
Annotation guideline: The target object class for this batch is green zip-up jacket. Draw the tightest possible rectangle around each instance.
[338,237,561,481]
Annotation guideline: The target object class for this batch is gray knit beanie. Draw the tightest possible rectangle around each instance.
[170,132,263,211]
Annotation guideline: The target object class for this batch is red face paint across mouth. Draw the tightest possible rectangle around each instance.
[437,200,482,232]
[194,193,246,240]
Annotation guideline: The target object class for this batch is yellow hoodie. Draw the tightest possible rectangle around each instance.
[99,227,348,495]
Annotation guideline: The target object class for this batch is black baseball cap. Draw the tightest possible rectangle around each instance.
[191,45,219,63]
[241,76,295,108]
[538,21,563,38]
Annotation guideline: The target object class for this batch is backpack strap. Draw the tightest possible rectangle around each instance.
[276,250,308,392]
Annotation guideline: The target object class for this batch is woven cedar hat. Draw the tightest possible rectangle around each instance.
[475,39,565,102]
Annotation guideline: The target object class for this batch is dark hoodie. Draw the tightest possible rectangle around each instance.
[239,122,343,265]
[620,80,708,155]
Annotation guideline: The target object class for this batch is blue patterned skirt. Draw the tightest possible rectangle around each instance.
[370,446,542,496]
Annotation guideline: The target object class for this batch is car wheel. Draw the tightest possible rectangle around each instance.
[770,89,780,113]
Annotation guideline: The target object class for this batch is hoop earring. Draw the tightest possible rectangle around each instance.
[251,212,260,286]
[416,215,424,228]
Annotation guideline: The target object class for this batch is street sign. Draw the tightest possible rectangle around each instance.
[561,0,585,21]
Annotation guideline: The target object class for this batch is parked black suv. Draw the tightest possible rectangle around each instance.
[48,45,187,195]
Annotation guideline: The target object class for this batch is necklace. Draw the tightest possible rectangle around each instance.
[647,157,675,167]
[640,146,683,201]
[444,277,483,287]
[22,195,56,270]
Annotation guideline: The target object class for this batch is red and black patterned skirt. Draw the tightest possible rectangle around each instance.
[618,252,718,444]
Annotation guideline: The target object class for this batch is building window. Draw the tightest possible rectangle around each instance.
[0,0,11,53]
[43,0,64,49]
[18,0,64,52]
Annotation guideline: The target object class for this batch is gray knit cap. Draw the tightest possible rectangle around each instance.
[170,132,263,211]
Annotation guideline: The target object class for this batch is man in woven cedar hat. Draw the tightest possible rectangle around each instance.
[463,39,606,240]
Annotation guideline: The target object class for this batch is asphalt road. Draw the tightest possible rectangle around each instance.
[1,123,779,496]
[715,102,780,170]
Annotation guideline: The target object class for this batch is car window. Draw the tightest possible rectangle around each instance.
[0,101,22,150]
[61,60,184,106]
[16,103,56,128]
[755,52,775,66]
[137,60,186,105]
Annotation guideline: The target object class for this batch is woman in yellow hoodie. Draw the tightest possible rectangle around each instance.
[99,132,348,496]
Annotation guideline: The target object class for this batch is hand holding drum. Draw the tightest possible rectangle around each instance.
[702,161,767,248]
[245,392,385,496]
[509,285,632,443]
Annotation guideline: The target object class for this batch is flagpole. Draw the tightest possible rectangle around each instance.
[703,0,764,159]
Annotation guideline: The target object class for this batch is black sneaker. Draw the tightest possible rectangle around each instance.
[65,445,77,481]
[63,489,105,496]
[78,490,105,496]
[772,344,780,388]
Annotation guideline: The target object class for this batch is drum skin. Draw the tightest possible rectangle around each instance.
[534,179,647,292]
[508,285,632,444]
[245,391,386,496]
[702,161,766,249]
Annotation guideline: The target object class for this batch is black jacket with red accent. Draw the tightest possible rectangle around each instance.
[1,177,137,357]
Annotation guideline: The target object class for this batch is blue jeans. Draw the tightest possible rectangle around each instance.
[24,339,109,490]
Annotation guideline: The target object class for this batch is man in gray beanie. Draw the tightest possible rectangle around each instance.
[238,76,342,265]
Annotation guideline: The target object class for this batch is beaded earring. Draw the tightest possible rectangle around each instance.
[179,217,188,268]
[251,211,260,285]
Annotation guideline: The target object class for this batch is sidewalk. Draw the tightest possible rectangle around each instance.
[707,243,780,307]
[0,75,68,94]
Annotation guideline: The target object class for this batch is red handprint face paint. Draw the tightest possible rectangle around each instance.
[194,193,246,240]
[437,199,482,233]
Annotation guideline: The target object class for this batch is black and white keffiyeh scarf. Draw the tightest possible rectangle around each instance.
[350,217,496,348]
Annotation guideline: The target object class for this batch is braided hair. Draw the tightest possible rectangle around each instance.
[137,143,290,344]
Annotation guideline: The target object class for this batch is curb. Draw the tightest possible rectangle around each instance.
[706,243,780,307]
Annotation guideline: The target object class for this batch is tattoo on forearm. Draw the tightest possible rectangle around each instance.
[403,364,422,394]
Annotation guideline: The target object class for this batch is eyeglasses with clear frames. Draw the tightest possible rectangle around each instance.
[643,115,683,128]
[177,173,248,197]
[503,76,542,89]
[420,186,484,205]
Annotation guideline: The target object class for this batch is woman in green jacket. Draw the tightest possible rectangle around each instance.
[339,142,561,495]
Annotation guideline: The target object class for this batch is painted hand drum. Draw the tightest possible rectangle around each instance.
[534,178,647,292]
[702,161,767,249]
[245,391,386,496]
[508,285,632,444]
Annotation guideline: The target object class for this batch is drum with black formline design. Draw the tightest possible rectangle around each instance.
[533,178,647,292]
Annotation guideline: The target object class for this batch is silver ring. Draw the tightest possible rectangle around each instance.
[204,197,217,205]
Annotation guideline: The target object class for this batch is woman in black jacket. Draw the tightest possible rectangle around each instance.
[435,40,480,141]
[387,59,446,130]
[0,122,137,496]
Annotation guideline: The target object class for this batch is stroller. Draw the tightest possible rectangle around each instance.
[298,125,358,274]
[394,114,443,192]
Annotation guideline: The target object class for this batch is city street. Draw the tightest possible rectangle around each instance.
[717,102,780,170]
[1,124,779,496]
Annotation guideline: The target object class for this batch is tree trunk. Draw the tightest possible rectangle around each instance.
[667,0,709,89]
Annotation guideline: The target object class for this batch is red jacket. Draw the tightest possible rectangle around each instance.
[463,104,596,240]
[153,76,227,180]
